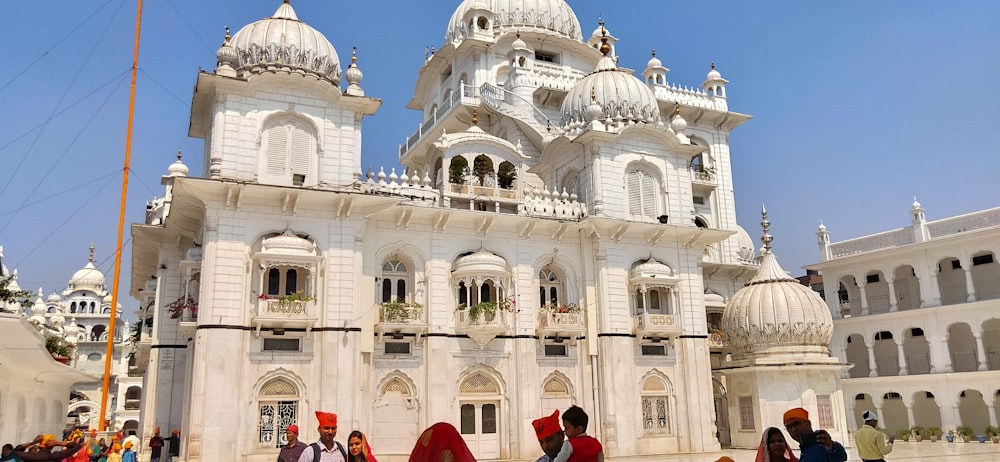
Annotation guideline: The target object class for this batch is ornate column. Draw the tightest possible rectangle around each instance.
[867,341,879,377]
[987,402,999,428]
[964,268,978,303]
[858,281,870,315]
[887,278,899,312]
[895,339,908,375]
[932,335,953,373]
[974,333,988,371]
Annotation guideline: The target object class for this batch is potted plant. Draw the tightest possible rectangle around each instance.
[381,299,422,322]
[956,425,974,443]
[927,427,942,442]
[45,335,72,364]
[895,428,911,442]
[910,426,925,442]
[165,295,198,320]
[946,429,955,443]
[986,426,999,443]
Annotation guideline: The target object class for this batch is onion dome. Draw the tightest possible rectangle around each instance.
[30,289,46,315]
[911,196,922,210]
[453,249,508,278]
[721,207,834,361]
[261,229,317,256]
[446,0,583,43]
[69,246,107,291]
[229,0,341,84]
[344,48,364,96]
[511,32,528,51]
[102,294,114,306]
[817,220,827,232]
[47,292,62,304]
[561,29,660,128]
[167,149,189,177]
[706,62,722,81]
[669,106,688,133]
[216,27,238,69]
[647,49,663,69]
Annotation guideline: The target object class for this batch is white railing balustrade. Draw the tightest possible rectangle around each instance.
[538,310,584,329]
[926,208,1000,238]
[829,228,914,258]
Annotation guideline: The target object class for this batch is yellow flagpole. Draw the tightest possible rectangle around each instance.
[99,0,143,432]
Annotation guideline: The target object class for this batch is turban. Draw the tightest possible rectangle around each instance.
[90,430,97,438]
[862,410,877,421]
[172,430,180,436]
[315,411,338,427]
[111,443,121,452]
[715,457,736,462]
[124,441,133,450]
[286,425,299,435]
[408,422,477,462]
[533,410,562,441]
[783,407,809,425]
[154,426,161,434]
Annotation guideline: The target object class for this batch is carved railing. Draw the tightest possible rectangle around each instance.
[538,310,584,330]
[399,84,480,158]
[251,299,317,336]
[479,83,563,136]
[829,228,914,258]
[378,304,424,324]
[926,208,1000,239]
[637,313,676,330]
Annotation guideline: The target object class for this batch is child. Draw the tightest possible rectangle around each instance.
[552,405,604,462]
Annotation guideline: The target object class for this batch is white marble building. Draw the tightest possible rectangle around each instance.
[806,201,1000,439]
[125,1,816,461]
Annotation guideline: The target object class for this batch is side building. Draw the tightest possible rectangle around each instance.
[130,1,764,461]
[806,201,1000,439]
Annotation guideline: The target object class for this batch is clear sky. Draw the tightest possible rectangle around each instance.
[2,1,999,319]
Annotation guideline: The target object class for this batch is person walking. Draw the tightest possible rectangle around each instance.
[278,425,308,462]
[854,410,893,462]
[297,412,347,462]
[147,428,164,462]
[166,431,180,462]
[756,427,798,462]
[531,410,565,462]
[783,407,847,462]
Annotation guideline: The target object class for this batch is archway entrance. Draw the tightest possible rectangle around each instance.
[458,372,502,460]
[713,379,731,446]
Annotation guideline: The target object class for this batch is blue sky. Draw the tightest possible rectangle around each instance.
[2,1,999,318]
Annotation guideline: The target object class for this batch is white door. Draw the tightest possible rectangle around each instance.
[460,401,500,459]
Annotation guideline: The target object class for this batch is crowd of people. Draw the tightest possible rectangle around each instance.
[4,404,895,462]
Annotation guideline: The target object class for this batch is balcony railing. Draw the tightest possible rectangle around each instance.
[375,303,428,343]
[634,312,681,338]
[251,298,318,337]
[400,84,479,158]
[455,309,510,348]
[708,331,726,348]
[537,309,585,344]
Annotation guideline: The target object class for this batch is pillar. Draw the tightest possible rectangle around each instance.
[987,403,998,428]
[974,333,988,371]
[964,268,977,303]
[896,339,908,375]
[928,272,941,307]
[887,278,899,312]
[867,341,879,377]
[905,404,916,431]
[858,282,870,315]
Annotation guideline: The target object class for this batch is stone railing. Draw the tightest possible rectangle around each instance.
[378,304,424,324]
[927,208,1000,239]
[520,187,587,220]
[259,299,311,317]
[358,167,439,205]
[650,83,727,111]
[538,310,584,329]
[707,331,726,348]
[449,183,520,200]
[637,313,676,330]
[400,84,480,158]
[479,82,563,136]
[829,228,914,258]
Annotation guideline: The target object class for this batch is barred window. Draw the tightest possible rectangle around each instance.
[257,378,299,449]
[816,395,834,428]
[739,396,755,430]
[640,376,672,435]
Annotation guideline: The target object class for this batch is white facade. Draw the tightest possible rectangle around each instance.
[806,201,1000,439]
[130,2,776,461]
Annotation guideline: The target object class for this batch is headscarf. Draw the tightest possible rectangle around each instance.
[408,423,477,462]
[348,431,378,462]
[756,427,798,462]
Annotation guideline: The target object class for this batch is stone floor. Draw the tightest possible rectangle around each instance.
[602,441,1000,461]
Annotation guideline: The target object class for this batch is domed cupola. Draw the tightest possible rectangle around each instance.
[453,249,508,279]
[167,149,189,177]
[228,0,341,85]
[446,0,583,43]
[721,207,835,362]
[560,25,660,132]
[68,245,107,292]
[260,229,317,256]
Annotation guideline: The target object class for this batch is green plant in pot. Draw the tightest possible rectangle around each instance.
[955,425,974,442]
[910,426,925,442]
[381,299,422,322]
[895,428,911,442]
[985,425,999,443]
[927,426,942,442]
[45,335,72,361]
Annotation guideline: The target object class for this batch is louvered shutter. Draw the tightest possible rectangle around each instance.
[641,171,657,217]
[265,123,288,175]
[627,170,641,215]
[288,121,311,177]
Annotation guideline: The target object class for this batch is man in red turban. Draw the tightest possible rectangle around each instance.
[408,422,476,462]
[297,411,347,462]
[532,410,565,462]
[279,424,307,462]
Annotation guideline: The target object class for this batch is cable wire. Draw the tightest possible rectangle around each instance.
[0,169,120,218]
[162,0,218,54]
[138,68,190,109]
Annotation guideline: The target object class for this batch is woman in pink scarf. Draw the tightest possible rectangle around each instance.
[756,427,798,462]
[346,431,377,462]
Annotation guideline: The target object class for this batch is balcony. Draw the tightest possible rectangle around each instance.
[251,298,318,337]
[536,308,585,344]
[634,312,682,339]
[375,302,428,344]
[455,308,510,348]
[708,331,726,349]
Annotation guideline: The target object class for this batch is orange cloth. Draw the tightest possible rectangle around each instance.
[533,410,562,441]
[154,426,160,433]
[408,422,477,462]
[755,427,799,462]
[315,411,338,427]
[716,457,736,462]
[783,407,809,425]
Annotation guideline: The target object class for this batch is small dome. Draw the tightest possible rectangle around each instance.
[102,294,114,305]
[229,1,341,84]
[511,33,527,51]
[721,213,833,361]
[706,64,722,81]
[261,229,316,256]
[216,27,238,67]
[704,292,726,308]
[453,249,508,278]
[629,259,674,281]
[47,292,62,303]
[646,50,663,70]
[69,262,107,291]
[167,150,189,177]
[446,0,583,43]
[561,49,660,127]
[344,48,363,90]
[911,196,922,210]
[817,221,827,232]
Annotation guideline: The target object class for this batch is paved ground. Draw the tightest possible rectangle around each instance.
[604,441,1000,461]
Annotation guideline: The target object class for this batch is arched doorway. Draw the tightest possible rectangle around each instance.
[458,370,503,460]
[713,379,731,446]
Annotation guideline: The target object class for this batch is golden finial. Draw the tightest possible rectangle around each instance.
[672,104,681,117]
[472,108,478,126]
[177,148,182,161]
[591,87,596,103]
[224,26,231,41]
[352,47,357,64]
[88,243,95,262]
[711,61,716,70]
[651,49,656,58]
[283,0,290,4]
[598,20,610,56]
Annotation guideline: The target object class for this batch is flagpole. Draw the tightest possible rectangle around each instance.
[99,0,143,432]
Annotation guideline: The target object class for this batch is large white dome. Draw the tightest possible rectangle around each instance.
[561,51,660,128]
[228,1,341,84]
[446,0,583,43]
[69,261,107,292]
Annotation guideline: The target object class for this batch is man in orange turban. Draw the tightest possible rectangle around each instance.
[532,410,565,462]
[782,407,846,462]
[297,411,347,462]
[148,427,164,462]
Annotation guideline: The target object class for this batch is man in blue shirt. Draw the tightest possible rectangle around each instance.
[783,407,847,462]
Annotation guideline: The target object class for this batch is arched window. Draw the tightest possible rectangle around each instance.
[497,161,517,189]
[539,268,562,307]
[641,375,672,435]
[562,170,584,203]
[264,267,306,297]
[257,377,300,449]
[124,386,141,410]
[626,166,659,218]
[449,157,470,184]
[473,155,495,187]
[262,119,315,186]
[381,260,411,304]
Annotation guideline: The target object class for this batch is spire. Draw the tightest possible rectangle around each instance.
[472,108,478,126]
[760,205,772,254]
[88,243,95,262]
[177,149,182,161]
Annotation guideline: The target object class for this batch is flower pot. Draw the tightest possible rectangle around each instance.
[991,436,999,443]
[946,435,954,443]
[53,356,70,364]
[930,435,940,442]
[977,436,987,443]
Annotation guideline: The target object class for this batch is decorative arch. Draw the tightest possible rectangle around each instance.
[458,365,507,396]
[541,371,575,399]
[376,370,418,399]
[533,252,580,308]
[373,370,420,453]
[370,241,427,275]
[623,160,663,219]
[258,113,320,187]
[639,369,674,435]
[253,369,305,450]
